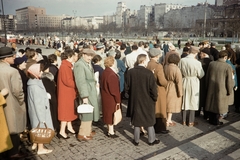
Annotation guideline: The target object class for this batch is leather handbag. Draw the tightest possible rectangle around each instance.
[77,103,94,113]
[113,104,122,125]
[29,122,55,144]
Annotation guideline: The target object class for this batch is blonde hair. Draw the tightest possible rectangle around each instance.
[104,56,115,68]
[54,50,61,57]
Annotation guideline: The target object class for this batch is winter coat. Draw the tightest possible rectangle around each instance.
[27,78,53,129]
[0,61,26,133]
[205,59,234,114]
[0,94,13,153]
[73,58,100,122]
[147,59,168,118]
[164,63,183,113]
[178,54,205,111]
[100,67,121,125]
[57,60,78,121]
[116,59,126,92]
[42,72,59,130]
[125,65,158,127]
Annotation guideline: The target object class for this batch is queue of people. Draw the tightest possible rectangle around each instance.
[0,38,240,159]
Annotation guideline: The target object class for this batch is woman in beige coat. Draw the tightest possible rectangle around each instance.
[147,48,169,134]
[164,54,183,126]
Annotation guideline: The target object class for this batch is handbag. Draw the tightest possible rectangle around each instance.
[113,104,122,125]
[77,103,94,113]
[29,122,55,144]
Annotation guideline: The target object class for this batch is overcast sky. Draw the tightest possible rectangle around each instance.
[3,0,215,16]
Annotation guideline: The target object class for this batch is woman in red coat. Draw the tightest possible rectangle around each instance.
[100,56,121,138]
[57,49,77,139]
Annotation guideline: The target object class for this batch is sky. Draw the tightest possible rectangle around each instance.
[3,0,215,16]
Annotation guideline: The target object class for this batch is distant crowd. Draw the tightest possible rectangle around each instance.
[1,37,240,158]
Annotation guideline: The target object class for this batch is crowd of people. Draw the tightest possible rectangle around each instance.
[0,37,240,159]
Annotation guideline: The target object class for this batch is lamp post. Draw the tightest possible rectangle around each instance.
[203,0,207,39]
[1,0,7,46]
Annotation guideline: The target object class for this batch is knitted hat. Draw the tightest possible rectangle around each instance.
[27,64,41,79]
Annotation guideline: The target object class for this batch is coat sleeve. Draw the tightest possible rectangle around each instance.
[149,73,158,101]
[175,68,183,97]
[11,70,25,105]
[60,65,75,88]
[226,66,234,95]
[28,86,48,123]
[155,64,168,87]
[74,63,89,98]
[197,61,205,79]
[108,74,121,103]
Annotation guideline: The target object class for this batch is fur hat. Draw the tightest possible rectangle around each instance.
[27,64,41,79]
[0,47,15,59]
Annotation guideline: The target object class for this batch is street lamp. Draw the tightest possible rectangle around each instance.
[203,0,207,39]
[1,0,7,46]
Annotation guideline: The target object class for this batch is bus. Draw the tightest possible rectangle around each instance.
[0,34,17,43]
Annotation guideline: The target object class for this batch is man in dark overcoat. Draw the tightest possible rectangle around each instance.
[205,50,234,125]
[125,54,159,146]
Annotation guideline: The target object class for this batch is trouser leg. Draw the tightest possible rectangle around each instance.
[7,134,20,156]
[189,110,195,123]
[79,121,92,136]
[182,110,187,122]
[134,127,140,143]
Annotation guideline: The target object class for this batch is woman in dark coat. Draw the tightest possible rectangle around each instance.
[100,56,121,138]
[125,54,159,146]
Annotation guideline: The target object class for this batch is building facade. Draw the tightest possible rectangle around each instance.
[0,15,16,33]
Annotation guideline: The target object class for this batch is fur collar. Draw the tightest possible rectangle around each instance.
[41,72,54,81]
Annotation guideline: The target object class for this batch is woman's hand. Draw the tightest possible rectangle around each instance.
[82,98,88,104]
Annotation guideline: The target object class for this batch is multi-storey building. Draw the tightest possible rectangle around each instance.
[0,15,16,32]
[115,2,127,28]
[16,6,46,31]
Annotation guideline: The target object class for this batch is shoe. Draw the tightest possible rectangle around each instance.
[66,129,75,135]
[159,130,170,134]
[57,133,70,139]
[217,122,224,126]
[182,121,186,126]
[188,122,198,127]
[132,140,139,146]
[107,133,119,138]
[32,143,37,150]
[91,130,96,136]
[9,153,27,159]
[37,149,53,155]
[148,139,160,146]
[167,122,176,127]
[140,130,147,136]
[77,134,93,141]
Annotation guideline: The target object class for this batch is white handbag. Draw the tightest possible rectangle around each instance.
[77,103,94,113]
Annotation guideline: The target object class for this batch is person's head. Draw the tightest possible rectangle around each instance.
[189,46,200,56]
[108,49,116,58]
[134,54,147,67]
[138,41,144,47]
[199,48,210,59]
[0,47,16,64]
[131,45,138,51]
[48,54,57,64]
[61,49,75,63]
[115,49,121,59]
[26,49,38,60]
[81,49,95,63]
[96,43,105,51]
[198,42,204,48]
[182,47,189,54]
[104,56,115,68]
[211,42,216,48]
[14,55,27,70]
[203,40,210,48]
[149,48,162,59]
[54,50,61,57]
[168,53,180,65]
[168,43,176,51]
[92,55,102,65]
[227,50,233,60]
[120,44,126,51]
[218,50,228,60]
[36,48,42,55]
[27,63,43,79]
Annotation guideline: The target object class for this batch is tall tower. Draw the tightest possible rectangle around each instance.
[116,2,127,28]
